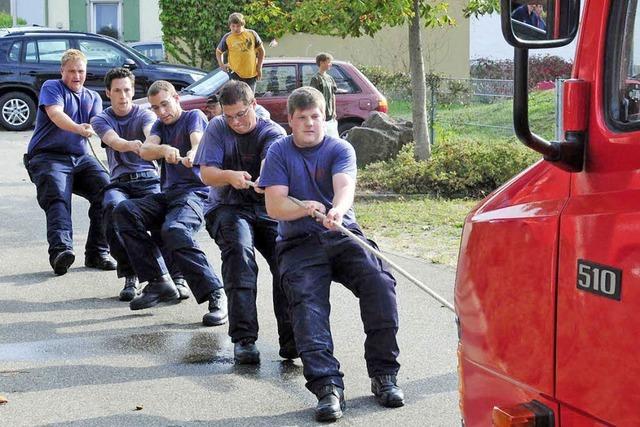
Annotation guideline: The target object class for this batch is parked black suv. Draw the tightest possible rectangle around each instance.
[0,27,206,131]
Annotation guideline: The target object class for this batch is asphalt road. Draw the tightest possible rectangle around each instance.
[0,131,460,426]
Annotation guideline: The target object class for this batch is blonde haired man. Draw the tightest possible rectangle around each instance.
[25,48,116,275]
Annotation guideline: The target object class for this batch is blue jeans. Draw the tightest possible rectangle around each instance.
[27,152,110,264]
[113,189,222,303]
[276,225,400,394]
[205,204,293,346]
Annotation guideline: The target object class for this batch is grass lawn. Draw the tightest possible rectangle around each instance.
[359,90,554,266]
[387,89,556,142]
[354,196,479,267]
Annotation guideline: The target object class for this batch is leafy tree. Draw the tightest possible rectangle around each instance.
[0,12,27,28]
[158,0,276,70]
[247,0,500,161]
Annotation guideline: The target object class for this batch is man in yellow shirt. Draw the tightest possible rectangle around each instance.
[216,13,265,93]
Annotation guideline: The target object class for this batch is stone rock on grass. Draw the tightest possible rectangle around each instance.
[347,112,413,166]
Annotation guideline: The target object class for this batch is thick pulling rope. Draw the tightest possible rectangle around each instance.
[86,132,110,172]
[246,180,455,313]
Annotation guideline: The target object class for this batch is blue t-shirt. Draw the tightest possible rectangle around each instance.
[28,79,102,156]
[91,104,157,180]
[150,109,208,192]
[259,135,358,240]
[194,116,286,214]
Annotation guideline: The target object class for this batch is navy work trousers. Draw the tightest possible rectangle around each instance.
[27,152,110,264]
[276,225,400,394]
[102,177,182,281]
[113,189,222,303]
[206,204,293,346]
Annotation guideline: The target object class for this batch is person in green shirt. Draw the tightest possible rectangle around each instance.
[309,52,339,138]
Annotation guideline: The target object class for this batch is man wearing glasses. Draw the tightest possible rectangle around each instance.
[194,80,295,364]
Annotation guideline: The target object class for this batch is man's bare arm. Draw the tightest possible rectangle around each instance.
[216,48,228,72]
[265,185,325,221]
[256,45,265,79]
[45,105,94,137]
[200,165,251,189]
[324,173,355,229]
[100,129,142,153]
[181,131,203,168]
[139,134,170,161]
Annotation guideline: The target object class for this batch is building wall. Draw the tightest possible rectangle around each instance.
[48,0,69,30]
[470,13,576,61]
[47,0,161,41]
[266,1,470,78]
[139,0,161,41]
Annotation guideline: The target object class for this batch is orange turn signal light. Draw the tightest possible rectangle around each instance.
[376,98,388,113]
[492,400,554,427]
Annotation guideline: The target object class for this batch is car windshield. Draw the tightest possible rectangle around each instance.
[182,68,228,96]
[116,42,154,64]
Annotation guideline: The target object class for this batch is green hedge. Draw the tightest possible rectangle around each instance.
[358,139,541,198]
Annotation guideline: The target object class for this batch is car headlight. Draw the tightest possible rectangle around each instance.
[188,73,205,83]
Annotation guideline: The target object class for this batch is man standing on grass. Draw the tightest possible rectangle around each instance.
[25,49,116,276]
[113,80,227,326]
[216,12,265,93]
[260,86,404,422]
[91,68,190,301]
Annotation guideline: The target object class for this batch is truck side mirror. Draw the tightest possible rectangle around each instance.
[501,0,580,48]
[123,58,138,71]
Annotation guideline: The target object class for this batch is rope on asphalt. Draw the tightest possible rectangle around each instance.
[86,132,109,173]
[245,180,456,313]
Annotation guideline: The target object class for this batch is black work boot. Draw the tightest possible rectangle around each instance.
[119,275,139,301]
[85,253,117,270]
[52,250,75,276]
[129,274,179,310]
[234,337,260,364]
[371,375,405,408]
[278,339,298,360]
[202,288,228,326]
[173,278,191,300]
[314,385,345,422]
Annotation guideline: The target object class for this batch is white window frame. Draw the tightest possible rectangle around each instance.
[88,0,123,39]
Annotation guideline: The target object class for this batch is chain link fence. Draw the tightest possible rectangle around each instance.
[382,77,564,144]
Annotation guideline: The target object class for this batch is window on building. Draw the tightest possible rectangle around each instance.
[91,1,122,40]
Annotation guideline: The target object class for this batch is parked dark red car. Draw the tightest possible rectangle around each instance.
[148,57,388,136]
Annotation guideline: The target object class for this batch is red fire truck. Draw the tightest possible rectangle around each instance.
[455,0,640,425]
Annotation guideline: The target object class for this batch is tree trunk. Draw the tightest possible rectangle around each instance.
[409,0,431,161]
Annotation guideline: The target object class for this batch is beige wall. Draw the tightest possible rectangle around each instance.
[48,0,69,30]
[139,0,162,41]
[266,2,470,78]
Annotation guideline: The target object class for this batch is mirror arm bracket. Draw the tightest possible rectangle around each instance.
[513,48,584,172]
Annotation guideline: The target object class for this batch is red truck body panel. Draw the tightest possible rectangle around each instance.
[456,0,640,424]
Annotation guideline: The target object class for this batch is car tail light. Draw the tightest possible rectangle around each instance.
[376,98,388,113]
[492,401,554,427]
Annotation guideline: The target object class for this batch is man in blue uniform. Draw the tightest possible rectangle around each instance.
[25,48,116,276]
[113,80,227,325]
[260,87,404,421]
[194,80,295,363]
[91,68,190,301]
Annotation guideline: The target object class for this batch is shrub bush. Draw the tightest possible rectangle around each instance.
[470,55,573,88]
[358,65,412,100]
[358,139,540,198]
